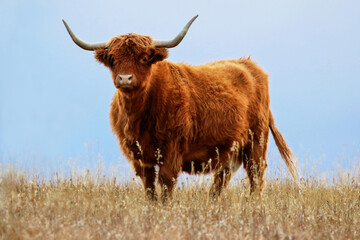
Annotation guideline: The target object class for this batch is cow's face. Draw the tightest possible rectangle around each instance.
[95,34,168,92]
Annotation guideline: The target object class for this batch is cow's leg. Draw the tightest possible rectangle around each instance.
[132,161,157,201]
[209,168,232,199]
[158,165,179,203]
[157,144,182,203]
[243,131,269,195]
[209,150,242,199]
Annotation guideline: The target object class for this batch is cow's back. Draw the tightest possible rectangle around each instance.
[167,58,270,145]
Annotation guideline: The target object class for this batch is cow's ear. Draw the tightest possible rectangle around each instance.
[95,49,114,68]
[149,47,168,64]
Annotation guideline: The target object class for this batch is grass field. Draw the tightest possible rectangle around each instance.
[0,165,359,240]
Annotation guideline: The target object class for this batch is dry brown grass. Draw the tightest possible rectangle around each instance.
[0,166,359,240]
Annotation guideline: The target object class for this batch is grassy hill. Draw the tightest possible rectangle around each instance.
[0,167,359,239]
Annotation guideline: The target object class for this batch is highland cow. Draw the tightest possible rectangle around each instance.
[63,15,298,202]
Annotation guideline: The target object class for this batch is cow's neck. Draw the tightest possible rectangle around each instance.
[115,84,152,141]
[120,64,169,116]
[117,63,170,140]
[119,87,150,119]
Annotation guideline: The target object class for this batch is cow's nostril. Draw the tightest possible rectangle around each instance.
[118,74,133,82]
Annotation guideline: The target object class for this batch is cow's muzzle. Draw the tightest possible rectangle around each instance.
[115,74,135,89]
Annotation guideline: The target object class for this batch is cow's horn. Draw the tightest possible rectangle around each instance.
[62,20,108,51]
[153,15,198,48]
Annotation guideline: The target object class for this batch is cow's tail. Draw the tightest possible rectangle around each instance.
[269,111,300,181]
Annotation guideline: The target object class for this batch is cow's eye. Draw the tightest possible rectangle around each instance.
[140,56,148,64]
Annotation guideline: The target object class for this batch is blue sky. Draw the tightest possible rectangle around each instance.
[1,0,359,176]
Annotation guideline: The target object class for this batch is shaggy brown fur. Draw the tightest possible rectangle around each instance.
[94,33,298,202]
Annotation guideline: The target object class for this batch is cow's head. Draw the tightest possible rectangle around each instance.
[63,15,198,92]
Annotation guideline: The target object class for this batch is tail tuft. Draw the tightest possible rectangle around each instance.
[269,111,299,181]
